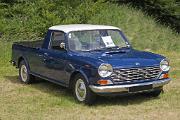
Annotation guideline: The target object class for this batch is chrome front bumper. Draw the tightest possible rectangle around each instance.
[89,78,171,93]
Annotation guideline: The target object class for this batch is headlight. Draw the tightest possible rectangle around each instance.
[98,63,113,77]
[160,59,170,71]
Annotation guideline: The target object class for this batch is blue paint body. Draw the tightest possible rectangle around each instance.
[11,29,167,89]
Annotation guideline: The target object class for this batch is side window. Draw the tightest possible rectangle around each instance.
[50,31,65,50]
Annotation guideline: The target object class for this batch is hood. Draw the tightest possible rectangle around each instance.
[71,49,165,68]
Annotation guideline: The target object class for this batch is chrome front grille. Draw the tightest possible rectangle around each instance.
[111,66,160,82]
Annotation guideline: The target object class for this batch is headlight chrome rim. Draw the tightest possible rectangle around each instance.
[98,63,113,78]
[160,59,170,72]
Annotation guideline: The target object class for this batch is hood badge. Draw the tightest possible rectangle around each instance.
[135,62,140,66]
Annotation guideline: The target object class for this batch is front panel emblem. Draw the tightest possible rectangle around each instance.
[135,62,140,66]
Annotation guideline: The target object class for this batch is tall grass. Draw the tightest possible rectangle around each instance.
[0,0,179,52]
[88,3,180,51]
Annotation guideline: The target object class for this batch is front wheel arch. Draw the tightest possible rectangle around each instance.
[69,70,89,89]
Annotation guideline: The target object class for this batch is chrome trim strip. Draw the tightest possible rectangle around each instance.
[89,78,171,93]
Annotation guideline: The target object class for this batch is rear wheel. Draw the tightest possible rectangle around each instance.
[19,60,35,84]
[73,74,96,105]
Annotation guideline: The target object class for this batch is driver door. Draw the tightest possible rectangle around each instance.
[42,31,69,84]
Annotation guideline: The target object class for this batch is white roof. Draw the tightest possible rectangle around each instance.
[49,24,120,33]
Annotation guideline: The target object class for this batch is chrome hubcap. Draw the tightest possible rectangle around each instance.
[21,65,28,82]
[75,79,87,102]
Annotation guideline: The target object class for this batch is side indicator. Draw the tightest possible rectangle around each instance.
[160,73,169,79]
[97,80,113,85]
[163,73,169,79]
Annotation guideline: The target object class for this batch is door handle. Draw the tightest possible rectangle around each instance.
[44,53,49,56]
[38,54,43,57]
[44,53,53,59]
[43,57,53,62]
[43,53,53,62]
[36,53,43,57]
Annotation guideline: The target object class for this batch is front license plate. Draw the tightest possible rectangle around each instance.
[129,85,152,92]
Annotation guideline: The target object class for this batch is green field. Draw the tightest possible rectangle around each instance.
[0,0,180,120]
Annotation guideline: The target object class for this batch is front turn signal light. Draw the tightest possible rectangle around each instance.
[97,80,113,85]
[163,73,169,79]
[160,73,169,79]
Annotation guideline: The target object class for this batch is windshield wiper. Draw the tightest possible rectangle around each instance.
[105,46,130,54]
[105,50,127,54]
[81,49,105,52]
[81,46,130,52]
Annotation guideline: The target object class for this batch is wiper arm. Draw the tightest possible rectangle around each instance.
[106,46,119,49]
[81,46,130,52]
[91,46,119,51]
[82,48,105,52]
[105,50,126,54]
[105,47,130,54]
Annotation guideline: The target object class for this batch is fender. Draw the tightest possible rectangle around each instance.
[68,67,90,87]
[18,55,31,72]
[77,69,89,84]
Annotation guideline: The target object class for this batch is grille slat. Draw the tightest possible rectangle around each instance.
[111,66,160,83]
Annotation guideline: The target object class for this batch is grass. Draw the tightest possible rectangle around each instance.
[0,1,180,120]
[0,51,180,120]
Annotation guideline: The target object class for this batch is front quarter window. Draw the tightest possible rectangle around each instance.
[68,29,130,52]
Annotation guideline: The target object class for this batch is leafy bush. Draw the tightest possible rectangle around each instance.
[0,0,104,40]
[148,0,179,16]
[0,0,179,51]
[110,0,180,32]
[110,0,179,16]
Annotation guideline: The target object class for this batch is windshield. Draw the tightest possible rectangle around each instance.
[68,29,130,51]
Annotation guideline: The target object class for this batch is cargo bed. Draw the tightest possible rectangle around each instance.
[13,40,43,48]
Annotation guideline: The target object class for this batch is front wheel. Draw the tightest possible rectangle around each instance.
[73,74,96,105]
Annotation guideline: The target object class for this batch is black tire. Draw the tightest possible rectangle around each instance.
[73,74,96,105]
[19,60,35,84]
[144,89,163,97]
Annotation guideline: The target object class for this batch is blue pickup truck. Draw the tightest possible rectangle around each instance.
[11,24,171,104]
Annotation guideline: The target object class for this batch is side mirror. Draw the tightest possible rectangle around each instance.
[60,42,65,49]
